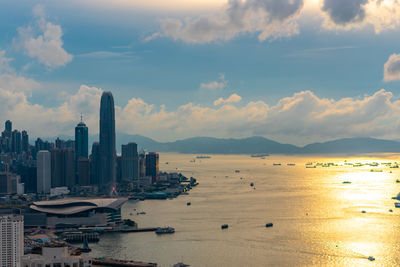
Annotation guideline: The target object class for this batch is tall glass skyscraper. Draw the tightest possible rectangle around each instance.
[99,91,116,193]
[75,118,88,159]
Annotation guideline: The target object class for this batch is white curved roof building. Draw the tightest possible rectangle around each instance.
[29,198,127,228]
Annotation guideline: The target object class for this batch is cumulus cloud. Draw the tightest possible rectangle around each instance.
[150,0,304,43]
[384,53,400,81]
[14,5,73,68]
[2,79,400,145]
[214,93,242,106]
[320,0,400,33]
[200,74,227,89]
[322,0,368,25]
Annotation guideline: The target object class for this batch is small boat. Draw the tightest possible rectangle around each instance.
[251,154,269,158]
[342,181,352,184]
[187,202,191,206]
[155,227,175,234]
[367,256,375,261]
[196,155,211,159]
[287,164,296,166]
[221,224,229,229]
[273,163,281,166]
[265,223,273,228]
[235,170,240,173]
[361,210,366,213]
[137,211,146,215]
[395,203,400,208]
[250,182,254,187]
[389,209,393,212]
[306,166,316,168]
[396,179,400,183]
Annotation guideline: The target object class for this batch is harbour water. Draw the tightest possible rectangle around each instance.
[90,153,400,266]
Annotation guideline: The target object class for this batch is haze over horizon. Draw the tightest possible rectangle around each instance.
[1,0,400,146]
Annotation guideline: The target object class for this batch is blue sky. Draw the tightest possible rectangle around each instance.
[1,0,400,145]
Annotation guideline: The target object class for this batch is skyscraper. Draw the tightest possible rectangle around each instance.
[5,120,11,133]
[37,150,51,194]
[21,130,29,153]
[51,148,75,188]
[0,215,24,267]
[75,118,88,160]
[11,130,21,154]
[121,143,139,182]
[99,91,116,193]
[145,152,159,183]
[90,142,101,186]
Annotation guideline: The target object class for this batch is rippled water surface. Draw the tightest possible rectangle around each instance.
[90,153,400,266]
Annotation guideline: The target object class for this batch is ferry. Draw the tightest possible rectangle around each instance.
[196,155,211,159]
[155,227,175,234]
[251,154,270,158]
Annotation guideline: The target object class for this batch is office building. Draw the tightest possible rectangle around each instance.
[99,91,116,192]
[0,172,11,194]
[0,215,24,267]
[51,148,75,189]
[75,119,88,160]
[78,158,90,186]
[121,143,139,182]
[21,130,29,152]
[145,152,159,183]
[11,130,21,154]
[37,150,51,194]
[90,142,101,186]
[139,150,146,178]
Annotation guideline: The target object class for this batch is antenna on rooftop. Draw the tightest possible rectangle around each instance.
[80,113,83,123]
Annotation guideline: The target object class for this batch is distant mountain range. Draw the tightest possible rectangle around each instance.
[43,134,400,155]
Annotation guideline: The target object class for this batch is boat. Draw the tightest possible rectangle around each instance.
[342,181,352,184]
[273,163,281,166]
[221,224,229,229]
[368,256,375,261]
[137,211,146,215]
[265,223,273,228]
[395,203,400,208]
[196,155,211,159]
[287,164,296,166]
[155,227,175,234]
[251,154,270,158]
[396,179,400,183]
[250,182,254,187]
[235,170,240,173]
[187,202,191,206]
[306,166,316,168]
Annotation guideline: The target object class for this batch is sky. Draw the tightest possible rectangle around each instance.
[1,0,400,145]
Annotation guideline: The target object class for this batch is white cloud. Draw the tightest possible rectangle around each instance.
[214,93,242,106]
[321,0,400,33]
[2,79,400,145]
[0,51,13,73]
[384,53,400,81]
[152,0,304,43]
[200,74,227,89]
[14,5,73,68]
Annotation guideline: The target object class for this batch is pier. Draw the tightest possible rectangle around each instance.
[92,257,157,267]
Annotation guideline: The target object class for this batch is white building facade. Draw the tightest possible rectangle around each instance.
[0,215,24,267]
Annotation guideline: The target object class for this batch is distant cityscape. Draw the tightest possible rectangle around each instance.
[0,91,197,267]
[0,91,165,197]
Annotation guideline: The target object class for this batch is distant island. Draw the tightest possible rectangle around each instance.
[44,134,400,155]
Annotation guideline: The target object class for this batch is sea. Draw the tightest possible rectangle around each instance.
[89,153,400,266]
